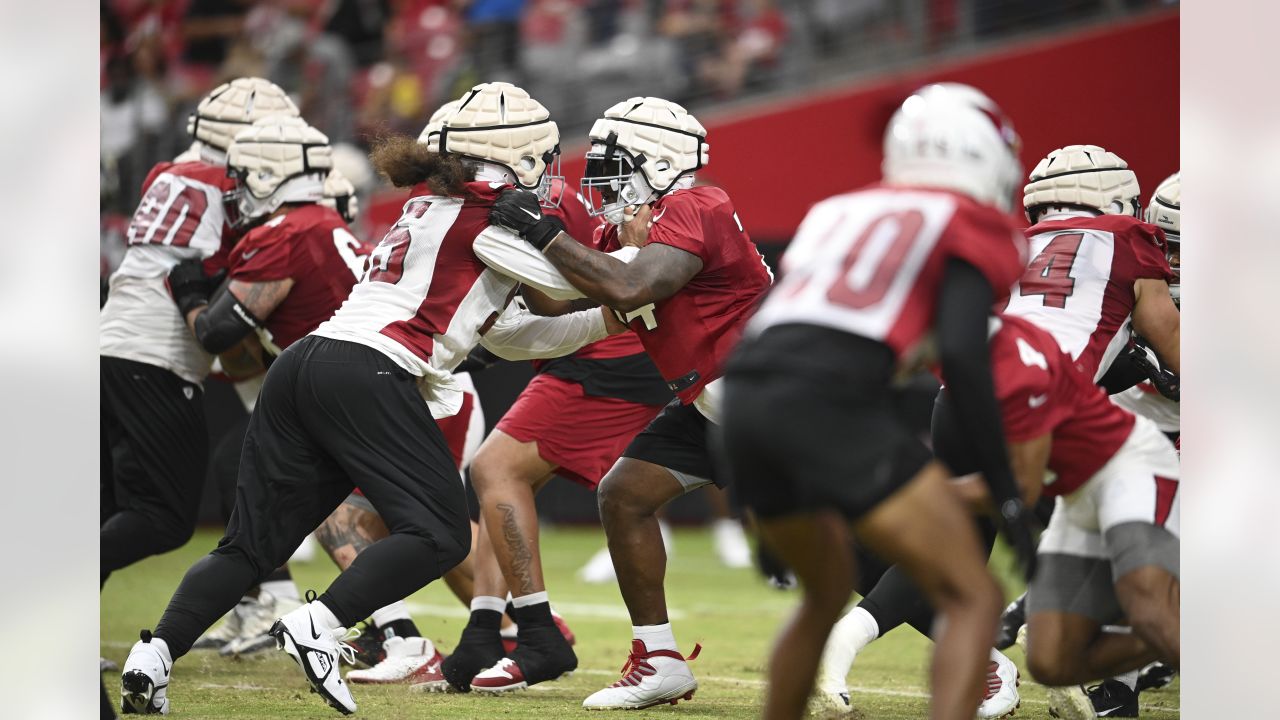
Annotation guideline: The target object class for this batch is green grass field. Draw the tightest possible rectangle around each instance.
[101,526,1179,719]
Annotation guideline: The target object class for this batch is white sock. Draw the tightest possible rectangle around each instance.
[1116,668,1140,690]
[371,600,412,628]
[658,519,674,555]
[260,580,300,602]
[471,595,507,614]
[633,622,677,652]
[818,607,878,691]
[512,591,548,608]
[310,598,343,631]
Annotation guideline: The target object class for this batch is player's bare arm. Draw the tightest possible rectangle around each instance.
[949,433,1049,513]
[225,279,294,323]
[217,335,266,380]
[167,258,295,355]
[1132,278,1180,373]
[541,237,702,313]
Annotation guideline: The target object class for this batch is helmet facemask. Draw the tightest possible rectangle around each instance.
[581,135,658,225]
[1165,233,1180,307]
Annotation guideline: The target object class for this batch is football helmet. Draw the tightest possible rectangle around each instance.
[883,83,1022,212]
[225,116,332,227]
[429,83,561,194]
[581,97,708,225]
[321,168,359,223]
[1146,171,1180,304]
[1023,144,1141,222]
[188,78,299,159]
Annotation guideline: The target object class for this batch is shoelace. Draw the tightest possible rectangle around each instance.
[333,626,360,666]
[611,640,701,688]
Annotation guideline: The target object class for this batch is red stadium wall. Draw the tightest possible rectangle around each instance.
[563,9,1179,241]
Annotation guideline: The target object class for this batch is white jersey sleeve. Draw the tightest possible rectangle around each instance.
[479,303,608,360]
[472,227,640,299]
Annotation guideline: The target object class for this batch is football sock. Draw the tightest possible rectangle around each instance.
[379,619,420,640]
[311,597,343,631]
[472,595,508,615]
[512,593,553,629]
[633,622,677,652]
[371,600,413,626]
[260,579,299,602]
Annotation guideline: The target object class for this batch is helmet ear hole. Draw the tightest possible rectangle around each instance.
[519,156,537,171]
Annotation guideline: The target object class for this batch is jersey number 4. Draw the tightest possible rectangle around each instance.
[1019,233,1083,309]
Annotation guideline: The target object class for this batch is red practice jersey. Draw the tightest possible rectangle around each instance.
[991,314,1135,496]
[1004,214,1172,380]
[229,204,372,353]
[599,185,772,404]
[749,185,1027,363]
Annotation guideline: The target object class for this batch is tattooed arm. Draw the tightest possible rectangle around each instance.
[540,237,702,313]
[183,278,294,354]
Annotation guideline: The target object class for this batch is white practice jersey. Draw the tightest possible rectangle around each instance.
[1004,212,1172,381]
[749,185,1026,360]
[1112,384,1180,434]
[100,161,233,384]
[313,183,610,418]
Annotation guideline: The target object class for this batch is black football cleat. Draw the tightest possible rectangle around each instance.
[1135,662,1177,692]
[1087,679,1139,718]
[995,593,1027,651]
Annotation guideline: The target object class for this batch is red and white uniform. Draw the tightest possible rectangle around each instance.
[497,181,671,489]
[314,181,611,418]
[750,185,1027,363]
[601,185,772,422]
[100,161,237,384]
[228,204,373,355]
[990,315,1179,557]
[1004,212,1172,381]
[1112,383,1179,435]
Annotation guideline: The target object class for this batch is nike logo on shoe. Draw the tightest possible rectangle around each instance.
[309,613,323,641]
[160,658,170,676]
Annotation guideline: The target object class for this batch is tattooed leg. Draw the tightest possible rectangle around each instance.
[314,501,385,571]
[470,430,557,599]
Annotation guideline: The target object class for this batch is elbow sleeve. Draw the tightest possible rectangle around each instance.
[192,289,260,354]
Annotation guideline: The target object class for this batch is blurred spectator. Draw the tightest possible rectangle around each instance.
[324,0,392,66]
[183,0,254,66]
[460,0,528,79]
[101,53,168,215]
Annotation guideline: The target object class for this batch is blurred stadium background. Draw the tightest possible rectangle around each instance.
[99,0,1179,526]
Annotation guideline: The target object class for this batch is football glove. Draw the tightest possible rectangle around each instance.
[1127,334,1179,401]
[168,258,216,317]
[489,188,565,251]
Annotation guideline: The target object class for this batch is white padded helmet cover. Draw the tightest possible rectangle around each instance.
[418,99,464,149]
[188,77,299,152]
[1145,171,1180,236]
[1024,144,1141,219]
[228,116,332,201]
[587,97,708,193]
[435,83,558,189]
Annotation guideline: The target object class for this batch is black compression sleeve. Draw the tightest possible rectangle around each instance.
[192,288,260,354]
[1098,349,1147,394]
[933,259,1018,507]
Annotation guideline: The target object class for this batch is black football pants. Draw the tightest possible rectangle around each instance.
[101,357,207,587]
[153,336,471,658]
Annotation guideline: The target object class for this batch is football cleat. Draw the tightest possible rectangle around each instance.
[582,640,700,710]
[346,636,443,684]
[1086,679,1138,718]
[500,610,578,654]
[192,602,245,651]
[222,590,302,656]
[344,621,386,668]
[1046,685,1097,720]
[120,630,171,715]
[577,546,617,584]
[473,624,578,693]
[995,593,1027,651]
[809,689,854,716]
[441,622,505,692]
[977,650,1020,719]
[1135,662,1176,692]
[269,601,358,715]
[712,519,753,569]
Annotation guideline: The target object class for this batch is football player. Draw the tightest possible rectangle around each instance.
[720,84,1033,720]
[1006,145,1179,381]
[480,96,774,707]
[119,82,625,715]
[101,78,297,590]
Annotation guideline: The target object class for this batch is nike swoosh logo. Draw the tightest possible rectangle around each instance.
[519,207,541,220]
[1098,708,1126,716]
[241,249,260,260]
[308,614,322,641]
[652,208,666,222]
[1028,394,1048,408]
[160,658,170,676]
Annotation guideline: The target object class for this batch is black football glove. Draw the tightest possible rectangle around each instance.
[454,345,501,375]
[489,188,565,251]
[998,497,1039,583]
[1127,334,1180,401]
[168,258,215,317]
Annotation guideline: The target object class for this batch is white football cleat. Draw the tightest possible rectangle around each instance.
[977,650,1020,719]
[269,602,358,715]
[224,590,302,656]
[120,631,171,715]
[810,688,854,716]
[1046,685,1097,720]
[582,640,699,710]
[712,519,753,569]
[346,636,443,684]
[577,546,617,584]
